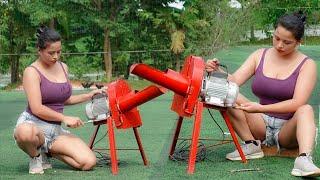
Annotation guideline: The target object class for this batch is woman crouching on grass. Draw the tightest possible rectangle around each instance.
[13,26,101,174]
[206,11,319,177]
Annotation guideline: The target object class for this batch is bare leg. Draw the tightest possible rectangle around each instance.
[227,93,266,141]
[14,123,45,157]
[49,134,96,171]
[278,104,316,154]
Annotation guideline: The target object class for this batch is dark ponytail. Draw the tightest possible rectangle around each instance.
[36,25,61,50]
[275,11,306,41]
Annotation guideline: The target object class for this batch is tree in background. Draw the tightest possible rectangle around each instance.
[251,0,320,38]
[1,0,35,83]
[1,0,319,85]
[0,0,70,84]
[0,2,10,74]
[183,0,253,57]
[139,3,186,71]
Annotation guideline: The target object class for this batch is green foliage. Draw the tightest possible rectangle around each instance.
[252,0,320,32]
[0,81,21,91]
[19,55,35,74]
[0,0,320,81]
[184,0,254,56]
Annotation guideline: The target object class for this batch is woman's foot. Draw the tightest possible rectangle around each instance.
[29,154,44,174]
[41,152,52,170]
[226,140,264,161]
[291,153,320,177]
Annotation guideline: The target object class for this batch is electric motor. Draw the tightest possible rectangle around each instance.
[85,93,110,121]
[201,71,239,107]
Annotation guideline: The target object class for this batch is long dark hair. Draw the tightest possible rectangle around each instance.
[36,25,61,50]
[275,11,306,41]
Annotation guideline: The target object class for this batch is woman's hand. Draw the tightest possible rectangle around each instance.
[62,116,84,128]
[205,58,220,72]
[87,89,104,100]
[234,102,263,113]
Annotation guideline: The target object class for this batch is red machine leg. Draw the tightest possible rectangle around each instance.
[220,111,247,163]
[88,124,101,149]
[169,116,184,157]
[187,102,204,174]
[107,118,118,175]
[133,127,149,166]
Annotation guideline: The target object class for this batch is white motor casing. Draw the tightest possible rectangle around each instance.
[85,93,110,121]
[201,72,239,107]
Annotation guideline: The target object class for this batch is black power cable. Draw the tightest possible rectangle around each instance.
[170,109,230,162]
[91,132,112,167]
[169,139,206,163]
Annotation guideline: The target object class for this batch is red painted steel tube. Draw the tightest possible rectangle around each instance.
[169,116,184,157]
[88,125,100,149]
[133,127,149,166]
[118,85,167,113]
[220,111,247,163]
[107,118,119,175]
[187,101,204,174]
[130,63,189,96]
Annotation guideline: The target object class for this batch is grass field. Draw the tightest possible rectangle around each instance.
[0,46,319,179]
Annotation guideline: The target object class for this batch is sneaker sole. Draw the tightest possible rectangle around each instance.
[29,170,44,174]
[291,169,320,177]
[226,152,264,161]
[42,164,52,170]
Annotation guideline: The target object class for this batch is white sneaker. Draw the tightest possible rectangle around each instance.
[41,152,52,170]
[29,154,44,174]
[226,140,264,161]
[291,154,320,177]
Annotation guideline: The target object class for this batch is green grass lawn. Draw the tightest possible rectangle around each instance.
[0,46,319,179]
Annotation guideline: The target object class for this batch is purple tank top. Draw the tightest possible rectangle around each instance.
[26,61,72,124]
[252,48,308,120]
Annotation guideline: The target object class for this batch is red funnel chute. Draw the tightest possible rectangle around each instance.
[130,56,205,117]
[89,79,166,175]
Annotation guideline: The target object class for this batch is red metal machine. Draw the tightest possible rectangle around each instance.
[88,79,166,175]
[130,56,247,174]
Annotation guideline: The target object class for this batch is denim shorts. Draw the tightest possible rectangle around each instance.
[262,114,287,151]
[14,111,70,153]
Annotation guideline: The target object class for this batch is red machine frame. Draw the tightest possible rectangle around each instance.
[88,79,166,175]
[130,56,247,174]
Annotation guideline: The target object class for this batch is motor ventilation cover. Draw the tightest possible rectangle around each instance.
[201,71,239,107]
[85,93,110,121]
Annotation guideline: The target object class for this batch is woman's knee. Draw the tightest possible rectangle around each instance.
[14,123,38,143]
[295,104,315,122]
[227,107,242,119]
[296,104,314,114]
[79,154,96,171]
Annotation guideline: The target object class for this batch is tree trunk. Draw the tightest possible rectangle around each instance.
[101,0,116,82]
[10,56,19,83]
[175,54,181,71]
[103,28,112,82]
[8,10,19,84]
[250,25,255,41]
[49,18,55,29]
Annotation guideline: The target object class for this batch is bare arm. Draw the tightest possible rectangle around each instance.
[206,49,263,87]
[237,59,317,113]
[229,49,263,86]
[23,67,83,128]
[260,59,317,113]
[64,93,91,105]
[61,62,102,105]
[64,90,103,105]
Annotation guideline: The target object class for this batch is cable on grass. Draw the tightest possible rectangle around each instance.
[170,139,206,162]
[170,109,231,162]
[95,151,112,167]
[91,132,112,167]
